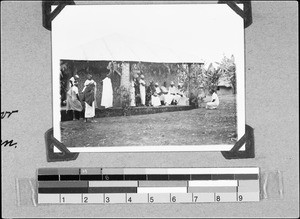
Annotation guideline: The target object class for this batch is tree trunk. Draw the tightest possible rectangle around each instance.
[121,62,130,106]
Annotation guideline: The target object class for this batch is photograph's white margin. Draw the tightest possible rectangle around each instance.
[52,3,245,153]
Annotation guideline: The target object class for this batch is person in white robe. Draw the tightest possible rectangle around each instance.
[139,75,146,106]
[206,90,219,109]
[168,81,181,105]
[69,74,79,90]
[82,74,97,122]
[101,72,113,108]
[151,83,161,107]
[177,85,189,106]
[130,80,136,106]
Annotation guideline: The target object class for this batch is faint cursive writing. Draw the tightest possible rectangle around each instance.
[1,139,17,148]
[1,110,19,119]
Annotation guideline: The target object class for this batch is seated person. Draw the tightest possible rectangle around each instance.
[168,81,181,105]
[160,81,169,105]
[151,82,162,107]
[206,89,219,109]
[177,85,189,106]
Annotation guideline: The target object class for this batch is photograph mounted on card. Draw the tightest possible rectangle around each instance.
[52,3,245,153]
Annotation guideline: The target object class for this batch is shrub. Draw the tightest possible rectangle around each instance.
[115,86,132,116]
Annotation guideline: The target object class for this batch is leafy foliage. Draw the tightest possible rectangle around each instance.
[177,63,221,107]
[216,55,236,93]
[115,85,132,116]
[60,61,73,105]
[202,63,222,92]
[130,62,178,78]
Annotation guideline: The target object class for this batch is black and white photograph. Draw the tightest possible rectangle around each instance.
[2,1,299,218]
[52,4,245,152]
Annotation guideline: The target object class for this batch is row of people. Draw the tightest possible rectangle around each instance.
[65,73,198,122]
[150,81,189,107]
[131,74,189,107]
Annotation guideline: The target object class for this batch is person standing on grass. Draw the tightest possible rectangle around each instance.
[146,81,154,106]
[101,71,113,108]
[130,79,136,107]
[66,80,83,120]
[133,74,141,106]
[139,74,146,106]
[82,74,97,122]
[206,89,219,109]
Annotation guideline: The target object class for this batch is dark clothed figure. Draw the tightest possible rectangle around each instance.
[82,83,95,107]
[134,78,141,106]
[146,81,155,106]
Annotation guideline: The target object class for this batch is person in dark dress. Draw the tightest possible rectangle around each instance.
[146,81,155,106]
[134,75,141,106]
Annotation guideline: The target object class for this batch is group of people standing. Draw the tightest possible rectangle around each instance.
[65,71,218,122]
[65,72,113,122]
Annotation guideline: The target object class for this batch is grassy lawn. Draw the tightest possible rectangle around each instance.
[60,95,237,147]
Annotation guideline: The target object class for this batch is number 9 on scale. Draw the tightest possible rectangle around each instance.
[238,195,243,201]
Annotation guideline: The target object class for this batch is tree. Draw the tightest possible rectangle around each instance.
[175,63,207,107]
[202,63,222,93]
[60,60,73,105]
[216,55,236,94]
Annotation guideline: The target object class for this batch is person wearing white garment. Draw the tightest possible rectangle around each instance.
[130,80,136,107]
[69,74,79,89]
[160,81,169,105]
[177,84,189,106]
[139,74,146,106]
[101,72,113,108]
[206,89,219,109]
[151,83,161,107]
[82,74,97,122]
[168,81,181,105]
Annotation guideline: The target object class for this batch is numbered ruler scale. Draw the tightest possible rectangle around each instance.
[37,167,260,204]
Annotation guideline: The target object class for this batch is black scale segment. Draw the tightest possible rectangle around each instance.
[147,175,169,180]
[191,174,212,180]
[211,174,235,180]
[124,175,147,180]
[38,175,59,181]
[60,175,80,181]
[80,174,103,181]
[39,187,88,193]
[234,174,259,180]
[88,187,137,193]
[102,175,124,181]
[168,174,191,180]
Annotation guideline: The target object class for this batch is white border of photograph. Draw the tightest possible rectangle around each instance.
[52,3,245,153]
